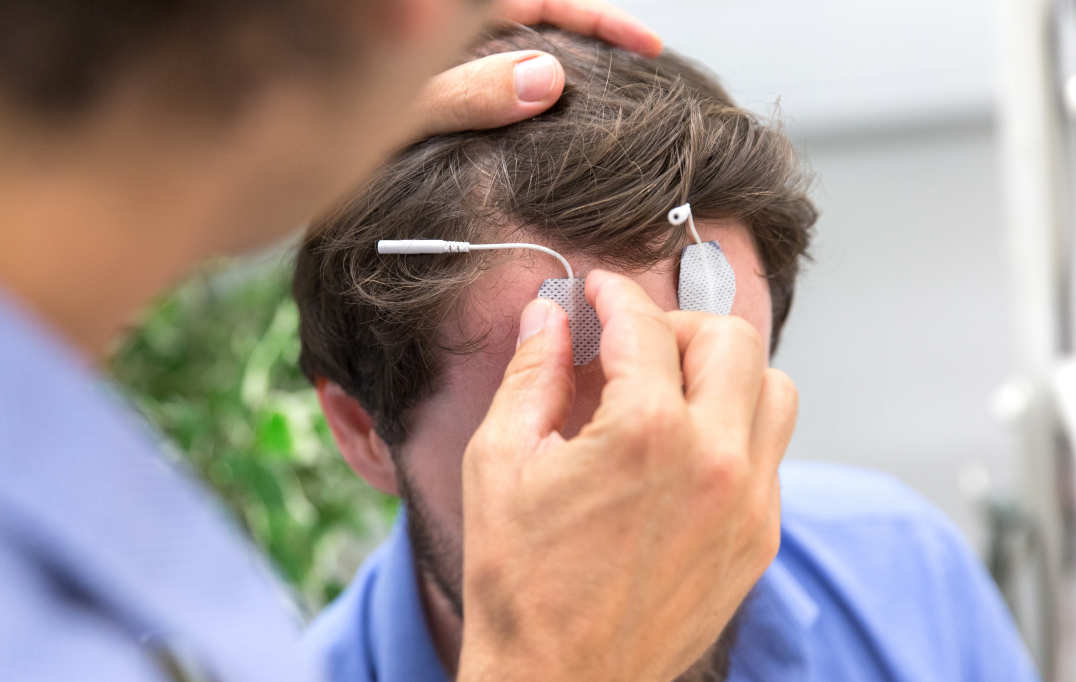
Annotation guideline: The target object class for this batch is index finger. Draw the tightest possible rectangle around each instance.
[496,0,664,57]
[585,269,682,398]
[665,311,766,442]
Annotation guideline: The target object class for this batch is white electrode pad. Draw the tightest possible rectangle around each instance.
[678,241,736,315]
[537,203,736,366]
[537,277,602,366]
[377,203,734,368]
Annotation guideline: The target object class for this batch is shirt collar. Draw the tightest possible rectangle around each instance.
[368,510,451,682]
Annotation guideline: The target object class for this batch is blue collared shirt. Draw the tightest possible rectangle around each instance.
[305,461,1041,682]
[0,293,320,682]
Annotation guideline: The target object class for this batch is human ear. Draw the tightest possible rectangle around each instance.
[316,379,399,497]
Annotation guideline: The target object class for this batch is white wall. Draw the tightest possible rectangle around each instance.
[779,121,1018,547]
[613,0,1022,547]
[617,0,996,134]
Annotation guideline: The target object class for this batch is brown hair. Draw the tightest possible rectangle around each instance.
[295,25,817,446]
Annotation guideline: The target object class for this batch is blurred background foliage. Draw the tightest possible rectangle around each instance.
[108,254,396,614]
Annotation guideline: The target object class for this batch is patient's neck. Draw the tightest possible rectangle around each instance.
[417,569,463,675]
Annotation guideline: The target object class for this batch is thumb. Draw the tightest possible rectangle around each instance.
[412,50,566,140]
[479,299,575,455]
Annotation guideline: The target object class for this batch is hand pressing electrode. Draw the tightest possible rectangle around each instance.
[457,270,796,682]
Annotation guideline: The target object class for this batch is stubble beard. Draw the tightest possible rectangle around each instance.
[398,466,741,682]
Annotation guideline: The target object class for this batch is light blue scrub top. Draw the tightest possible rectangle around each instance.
[0,293,320,682]
[306,463,1042,682]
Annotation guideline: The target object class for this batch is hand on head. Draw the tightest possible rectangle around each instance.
[458,271,797,682]
[411,0,661,140]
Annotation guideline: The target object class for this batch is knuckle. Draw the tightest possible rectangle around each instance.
[636,394,687,436]
[689,315,764,360]
[698,450,749,495]
[765,369,799,407]
[611,413,651,451]
[723,315,764,353]
[762,369,800,429]
[615,415,654,456]
[689,314,720,344]
[611,393,687,463]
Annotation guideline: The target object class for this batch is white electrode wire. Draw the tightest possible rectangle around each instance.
[468,243,573,280]
[687,215,703,246]
[380,203,698,280]
[377,239,574,279]
[667,203,703,245]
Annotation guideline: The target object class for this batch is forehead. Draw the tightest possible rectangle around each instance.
[396,218,774,459]
[441,218,773,359]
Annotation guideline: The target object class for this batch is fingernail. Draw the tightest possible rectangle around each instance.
[518,299,552,345]
[514,54,557,103]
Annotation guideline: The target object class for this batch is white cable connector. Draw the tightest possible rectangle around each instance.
[381,203,699,279]
[668,203,703,245]
[377,240,471,254]
[377,239,574,279]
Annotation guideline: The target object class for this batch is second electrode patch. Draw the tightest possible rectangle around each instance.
[536,204,736,366]
[678,241,736,315]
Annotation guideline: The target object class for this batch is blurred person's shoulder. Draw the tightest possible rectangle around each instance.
[0,291,316,682]
[0,528,171,682]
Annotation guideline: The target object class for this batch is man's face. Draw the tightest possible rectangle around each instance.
[394,218,773,615]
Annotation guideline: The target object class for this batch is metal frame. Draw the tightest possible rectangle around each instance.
[997,0,1076,678]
